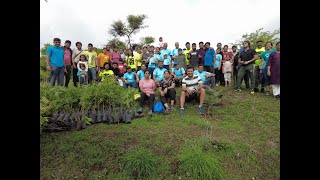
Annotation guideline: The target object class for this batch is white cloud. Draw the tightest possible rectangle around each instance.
[40,0,280,49]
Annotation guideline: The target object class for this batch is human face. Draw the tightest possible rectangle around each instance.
[178,50,182,55]
[198,66,203,72]
[54,40,61,47]
[159,37,162,42]
[144,71,150,79]
[119,49,123,54]
[257,42,263,48]
[106,45,111,51]
[217,43,222,49]
[103,48,107,53]
[158,61,163,67]
[276,43,280,51]
[88,45,93,51]
[163,43,168,49]
[266,42,272,50]
[64,42,71,48]
[192,44,196,50]
[199,43,204,48]
[76,43,82,50]
[223,46,228,52]
[232,47,237,52]
[216,48,221,54]
[141,64,146,71]
[175,42,179,48]
[243,42,249,48]
[127,68,132,73]
[187,68,194,77]
[164,71,170,79]
[80,55,86,61]
[114,47,118,52]
[186,43,190,49]
[80,65,85,70]
[104,63,110,70]
[205,43,210,49]
[112,64,117,69]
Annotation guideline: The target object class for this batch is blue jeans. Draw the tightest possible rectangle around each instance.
[124,81,138,88]
[50,66,64,86]
[262,68,270,86]
[88,68,97,82]
[204,76,215,89]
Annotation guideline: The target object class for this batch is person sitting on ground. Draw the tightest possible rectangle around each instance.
[99,62,114,82]
[77,63,88,85]
[123,66,138,88]
[136,63,150,84]
[179,66,206,115]
[171,61,186,87]
[138,70,156,115]
[159,70,176,113]
[194,64,215,89]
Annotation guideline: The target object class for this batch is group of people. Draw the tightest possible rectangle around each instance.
[45,37,280,115]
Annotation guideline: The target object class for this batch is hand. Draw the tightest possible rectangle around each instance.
[199,55,202,58]
[146,93,150,97]
[187,89,193,95]
[244,61,249,65]
[164,88,168,94]
[64,68,68,74]
[267,71,271,76]
[218,67,221,71]
[47,65,51,71]
[125,80,129,84]
[72,63,76,69]
[82,72,86,75]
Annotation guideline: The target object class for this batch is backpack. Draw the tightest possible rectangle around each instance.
[153,102,165,113]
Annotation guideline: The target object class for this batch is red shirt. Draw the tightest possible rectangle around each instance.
[64,48,72,66]
[222,51,233,62]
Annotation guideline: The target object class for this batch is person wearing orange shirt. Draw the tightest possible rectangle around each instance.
[96,47,110,71]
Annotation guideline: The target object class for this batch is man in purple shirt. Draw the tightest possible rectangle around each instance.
[197,42,206,65]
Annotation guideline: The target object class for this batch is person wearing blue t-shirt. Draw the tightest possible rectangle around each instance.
[46,38,65,86]
[204,42,215,73]
[194,64,215,89]
[171,61,186,87]
[171,42,184,58]
[153,60,167,86]
[147,51,157,79]
[136,64,150,83]
[123,66,138,88]
[160,43,172,70]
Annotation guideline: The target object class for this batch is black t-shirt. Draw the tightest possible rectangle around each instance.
[112,68,121,77]
[239,48,257,65]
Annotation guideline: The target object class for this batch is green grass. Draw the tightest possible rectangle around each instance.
[40,86,280,179]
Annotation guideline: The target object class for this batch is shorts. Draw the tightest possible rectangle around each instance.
[185,92,200,102]
[224,72,231,81]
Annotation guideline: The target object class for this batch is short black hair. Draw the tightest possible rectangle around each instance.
[198,64,204,67]
[88,43,93,47]
[53,38,61,42]
[223,45,228,48]
[150,45,154,48]
[256,40,263,44]
[178,48,182,51]
[75,42,82,46]
[217,42,222,45]
[265,41,273,46]
[187,66,194,71]
[243,40,251,47]
[112,62,118,65]
[65,40,71,44]
[199,41,204,45]
[205,42,210,46]
[104,62,110,68]
[232,45,237,49]
[192,43,196,46]
[185,42,190,45]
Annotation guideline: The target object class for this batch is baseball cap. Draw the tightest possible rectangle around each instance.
[174,61,179,65]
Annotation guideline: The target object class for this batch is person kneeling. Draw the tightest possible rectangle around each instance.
[180,66,206,115]
[159,70,176,113]
[138,70,156,115]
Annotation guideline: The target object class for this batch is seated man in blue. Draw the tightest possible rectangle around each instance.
[153,60,167,86]
[123,66,138,88]
[194,64,215,89]
[171,61,186,87]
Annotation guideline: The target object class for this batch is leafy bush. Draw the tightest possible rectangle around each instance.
[120,148,160,179]
[177,144,225,180]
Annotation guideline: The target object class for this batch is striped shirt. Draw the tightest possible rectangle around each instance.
[182,75,202,90]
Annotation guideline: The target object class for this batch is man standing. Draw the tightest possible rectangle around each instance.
[159,37,164,48]
[203,42,215,73]
[254,40,266,92]
[83,43,98,83]
[63,40,72,87]
[171,42,184,60]
[179,66,206,115]
[235,41,258,94]
[184,42,192,66]
[160,43,172,71]
[197,42,206,65]
[72,42,84,87]
[46,38,65,87]
[188,43,200,68]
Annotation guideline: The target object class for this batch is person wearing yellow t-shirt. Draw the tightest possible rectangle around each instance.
[99,62,114,81]
[184,42,192,66]
[254,40,266,92]
[134,48,143,71]
[126,49,137,71]
[83,43,98,82]
[97,47,110,70]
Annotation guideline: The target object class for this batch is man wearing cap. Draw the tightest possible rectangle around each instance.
[153,60,167,86]
[171,61,186,87]
[63,40,73,87]
[123,66,138,88]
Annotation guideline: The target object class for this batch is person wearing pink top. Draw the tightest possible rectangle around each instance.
[138,70,156,115]
[111,46,121,64]
[63,40,72,88]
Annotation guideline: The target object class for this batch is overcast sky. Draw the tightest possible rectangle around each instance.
[40,0,280,50]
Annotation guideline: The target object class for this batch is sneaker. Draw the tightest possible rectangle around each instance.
[138,106,142,113]
[234,89,241,92]
[216,83,220,87]
[274,95,280,98]
[199,106,205,115]
[179,108,185,116]
[250,90,255,94]
[164,109,170,114]
[170,105,175,111]
[260,88,265,93]
[265,92,270,96]
[148,110,153,115]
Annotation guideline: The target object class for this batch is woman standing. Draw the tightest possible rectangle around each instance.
[268,42,280,98]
